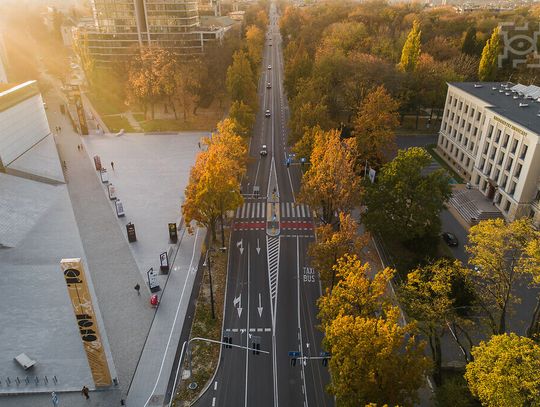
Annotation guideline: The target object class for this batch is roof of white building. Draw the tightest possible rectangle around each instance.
[449,82,540,135]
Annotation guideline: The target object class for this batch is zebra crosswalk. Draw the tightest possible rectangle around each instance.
[235,201,312,220]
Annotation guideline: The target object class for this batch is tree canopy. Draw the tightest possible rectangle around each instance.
[465,333,540,407]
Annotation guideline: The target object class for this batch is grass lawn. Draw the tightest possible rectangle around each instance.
[172,233,229,407]
[101,115,135,133]
[87,90,126,116]
[140,112,223,132]
[425,144,465,184]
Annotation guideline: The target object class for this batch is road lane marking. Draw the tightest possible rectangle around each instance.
[212,396,216,406]
[244,244,251,407]
[214,381,218,391]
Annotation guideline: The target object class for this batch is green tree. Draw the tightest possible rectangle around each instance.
[400,259,472,385]
[462,26,478,56]
[466,218,539,335]
[353,85,400,170]
[363,147,451,247]
[478,26,500,81]
[522,236,540,338]
[299,129,362,225]
[226,50,257,107]
[229,101,255,138]
[399,20,422,72]
[309,213,369,289]
[465,333,540,407]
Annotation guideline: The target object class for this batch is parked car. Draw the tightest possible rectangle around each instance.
[260,145,268,156]
[265,109,271,117]
[442,232,458,247]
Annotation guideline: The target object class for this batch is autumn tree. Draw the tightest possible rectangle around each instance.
[352,85,400,170]
[319,255,430,406]
[226,50,257,107]
[399,20,422,72]
[465,333,540,407]
[309,213,369,289]
[299,129,362,225]
[182,120,247,245]
[363,147,451,248]
[522,235,540,337]
[127,47,163,119]
[400,259,473,385]
[466,218,539,335]
[478,26,501,81]
[245,25,265,69]
[228,101,255,138]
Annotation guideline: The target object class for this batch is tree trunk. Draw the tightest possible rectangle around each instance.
[498,302,507,334]
[220,212,225,248]
[431,331,443,386]
[169,97,178,120]
[527,296,540,339]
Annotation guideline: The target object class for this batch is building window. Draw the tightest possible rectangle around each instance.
[509,181,516,196]
[498,153,504,165]
[487,125,494,139]
[490,147,496,159]
[470,108,475,117]
[503,134,509,148]
[515,163,522,178]
[465,105,469,114]
[483,144,489,154]
[449,96,453,106]
[504,200,511,213]
[477,111,481,121]
[470,142,475,152]
[520,144,528,159]
[464,137,469,147]
[510,139,518,154]
[475,174,480,184]
[494,169,500,181]
[459,133,463,143]
[506,158,513,171]
[495,129,501,143]
[501,175,508,189]
[451,112,455,121]
[454,98,457,107]
[459,101,463,109]
[495,193,502,204]
[467,123,471,132]
[474,127,478,136]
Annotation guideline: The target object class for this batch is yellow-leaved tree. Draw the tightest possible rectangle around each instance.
[182,119,247,246]
[309,212,369,289]
[466,218,538,335]
[465,333,540,407]
[299,129,362,225]
[318,255,430,406]
[245,25,265,70]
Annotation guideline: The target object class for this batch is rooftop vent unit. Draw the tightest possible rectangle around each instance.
[505,92,511,95]
[513,95,519,99]
[499,89,504,93]
[519,103,529,107]
[474,84,483,88]
[492,86,497,90]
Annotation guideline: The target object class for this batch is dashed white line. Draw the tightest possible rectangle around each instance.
[212,396,216,406]
[214,381,218,391]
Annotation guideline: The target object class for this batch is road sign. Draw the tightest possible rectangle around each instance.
[288,351,301,357]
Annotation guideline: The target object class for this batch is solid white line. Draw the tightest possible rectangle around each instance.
[142,227,201,407]
[297,236,309,407]
[254,160,261,190]
[244,245,251,407]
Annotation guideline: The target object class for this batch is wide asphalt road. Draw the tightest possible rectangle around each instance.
[193,2,333,407]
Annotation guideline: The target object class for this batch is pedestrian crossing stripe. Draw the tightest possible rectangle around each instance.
[235,202,312,220]
[225,328,272,333]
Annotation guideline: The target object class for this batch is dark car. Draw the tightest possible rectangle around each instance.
[442,232,459,247]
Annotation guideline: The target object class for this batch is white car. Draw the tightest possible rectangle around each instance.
[267,65,272,70]
[266,82,271,89]
[260,145,268,156]
[265,109,271,117]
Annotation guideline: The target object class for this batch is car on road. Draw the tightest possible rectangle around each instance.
[267,65,272,70]
[265,109,271,117]
[442,232,458,247]
[260,145,268,156]
[266,82,271,89]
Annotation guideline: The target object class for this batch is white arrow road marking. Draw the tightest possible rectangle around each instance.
[233,294,243,318]
[237,238,244,254]
[256,238,261,255]
[258,293,263,317]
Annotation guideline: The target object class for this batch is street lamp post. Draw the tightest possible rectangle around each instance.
[204,249,216,320]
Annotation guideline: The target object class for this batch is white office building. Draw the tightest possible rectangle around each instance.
[437,82,540,227]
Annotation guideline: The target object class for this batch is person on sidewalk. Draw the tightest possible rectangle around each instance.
[81,386,90,399]
[134,283,140,295]
[111,161,115,171]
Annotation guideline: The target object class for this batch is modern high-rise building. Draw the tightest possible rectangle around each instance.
[437,82,540,227]
[80,0,224,65]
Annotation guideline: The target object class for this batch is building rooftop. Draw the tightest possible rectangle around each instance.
[449,82,540,135]
[0,81,40,112]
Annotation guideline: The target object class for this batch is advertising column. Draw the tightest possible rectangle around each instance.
[60,258,112,387]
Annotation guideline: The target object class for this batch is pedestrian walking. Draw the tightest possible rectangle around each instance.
[59,126,62,132]
[111,161,115,170]
[81,386,90,399]
[77,145,81,151]
[134,283,140,295]
[198,141,201,149]
[62,160,67,170]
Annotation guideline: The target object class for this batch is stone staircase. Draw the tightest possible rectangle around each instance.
[449,189,503,224]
